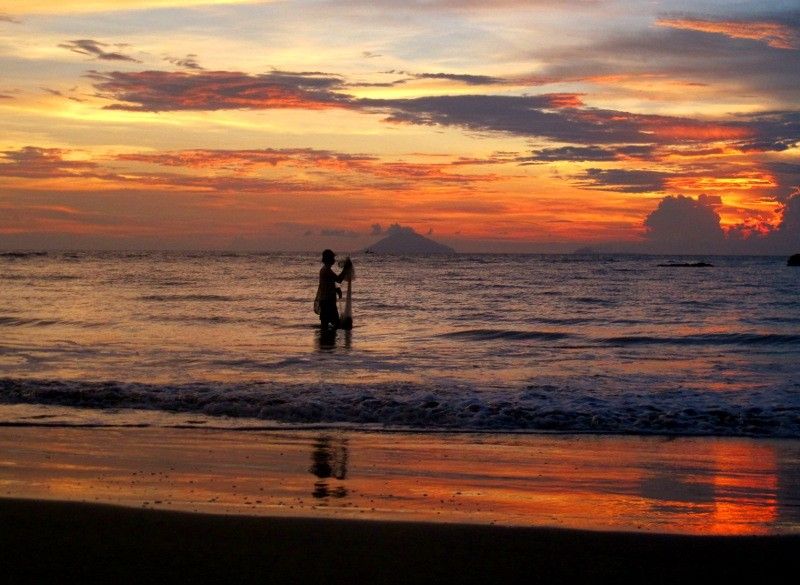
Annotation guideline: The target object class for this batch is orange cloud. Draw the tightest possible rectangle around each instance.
[118,149,499,186]
[666,172,777,193]
[2,142,795,251]
[646,122,752,142]
[657,18,799,50]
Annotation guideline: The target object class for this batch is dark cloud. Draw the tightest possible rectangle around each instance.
[301,69,506,90]
[89,70,350,111]
[773,195,800,247]
[521,144,656,163]
[641,191,800,254]
[407,72,506,86]
[734,110,800,152]
[778,194,800,234]
[697,194,722,207]
[59,39,141,63]
[0,13,20,23]
[760,161,800,207]
[0,146,98,179]
[644,195,726,249]
[40,86,85,102]
[574,168,672,193]
[766,161,800,187]
[368,94,768,146]
[87,67,797,156]
[370,94,651,144]
[164,54,203,70]
[386,223,416,236]
[370,223,383,235]
[532,17,800,103]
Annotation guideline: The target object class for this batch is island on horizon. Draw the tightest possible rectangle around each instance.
[363,224,455,255]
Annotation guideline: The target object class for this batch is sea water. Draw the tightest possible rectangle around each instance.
[1,251,799,437]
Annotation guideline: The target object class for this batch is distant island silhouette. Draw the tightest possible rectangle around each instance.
[364,224,455,254]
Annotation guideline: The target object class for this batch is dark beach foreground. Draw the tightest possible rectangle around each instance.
[2,497,797,584]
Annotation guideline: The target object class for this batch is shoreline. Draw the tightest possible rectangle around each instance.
[2,497,797,583]
[2,425,798,535]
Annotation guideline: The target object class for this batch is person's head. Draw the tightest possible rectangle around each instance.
[321,249,336,266]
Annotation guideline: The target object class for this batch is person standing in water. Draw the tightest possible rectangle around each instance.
[316,249,352,330]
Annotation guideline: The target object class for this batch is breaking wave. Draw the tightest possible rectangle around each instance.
[602,333,800,346]
[438,329,573,341]
[2,377,798,438]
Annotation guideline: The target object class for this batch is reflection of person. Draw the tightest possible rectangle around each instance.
[316,249,352,330]
[309,435,348,499]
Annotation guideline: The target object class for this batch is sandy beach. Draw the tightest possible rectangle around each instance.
[3,497,797,584]
[1,425,798,581]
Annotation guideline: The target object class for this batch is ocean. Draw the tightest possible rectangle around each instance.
[1,251,799,437]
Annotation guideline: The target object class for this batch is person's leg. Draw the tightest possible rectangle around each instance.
[319,299,340,329]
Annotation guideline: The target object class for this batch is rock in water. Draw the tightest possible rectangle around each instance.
[788,254,800,266]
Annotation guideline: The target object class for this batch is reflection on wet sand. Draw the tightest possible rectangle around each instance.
[710,441,778,534]
[638,441,780,534]
[310,435,348,499]
[1,427,797,534]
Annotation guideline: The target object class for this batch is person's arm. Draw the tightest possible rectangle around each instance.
[334,258,353,283]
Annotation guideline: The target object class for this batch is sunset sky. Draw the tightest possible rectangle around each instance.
[1,0,798,253]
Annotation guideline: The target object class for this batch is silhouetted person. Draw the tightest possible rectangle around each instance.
[315,249,352,330]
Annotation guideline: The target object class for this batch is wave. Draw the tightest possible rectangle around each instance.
[3,377,797,438]
[602,333,800,346]
[138,294,236,302]
[0,252,47,259]
[438,329,572,341]
[150,314,249,324]
[570,297,616,306]
[0,273,79,281]
[0,317,102,328]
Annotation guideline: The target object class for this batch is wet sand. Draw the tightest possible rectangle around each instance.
[2,497,797,584]
[1,426,799,581]
[2,426,799,534]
